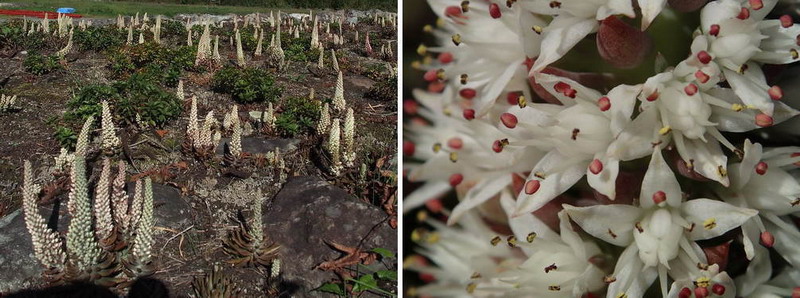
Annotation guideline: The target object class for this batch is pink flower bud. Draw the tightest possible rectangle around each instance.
[597,16,652,69]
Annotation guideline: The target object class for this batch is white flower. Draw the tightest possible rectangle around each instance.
[564,149,757,297]
[666,264,736,298]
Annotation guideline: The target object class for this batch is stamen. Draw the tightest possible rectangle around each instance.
[501,113,518,128]
[526,232,537,243]
[709,24,720,36]
[517,95,527,108]
[608,228,617,239]
[506,0,516,8]
[489,3,501,18]
[604,276,617,283]
[532,25,543,34]
[445,6,463,18]
[739,64,749,73]
[524,180,541,195]
[460,74,468,84]
[571,128,580,140]
[647,91,659,101]
[755,161,768,175]
[653,191,667,204]
[549,285,561,291]
[452,34,462,46]
[659,126,672,135]
[732,103,744,112]
[460,1,470,12]
[490,236,502,246]
[549,1,562,8]
[423,69,438,82]
[471,271,481,279]
[695,277,710,288]
[697,51,712,64]
[423,25,433,33]
[459,88,477,99]
[792,49,799,59]
[438,52,454,64]
[589,159,603,174]
[769,86,783,100]
[695,70,710,83]
[737,7,750,20]
[436,69,446,80]
[416,44,427,56]
[703,218,717,230]
[598,96,611,111]
[718,165,727,177]
[685,83,698,96]
[534,172,546,179]
[781,15,793,28]
[506,235,517,247]
[678,287,692,298]
[463,109,476,120]
[449,152,458,162]
[492,139,509,153]
[403,141,415,156]
[694,287,709,298]
[616,293,627,298]
[749,0,763,10]
[416,210,427,222]
[635,222,643,233]
[755,113,774,127]
[760,231,775,247]
[466,283,477,294]
[432,143,442,153]
[544,263,557,273]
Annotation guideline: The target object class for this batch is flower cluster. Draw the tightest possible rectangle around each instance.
[405,0,800,297]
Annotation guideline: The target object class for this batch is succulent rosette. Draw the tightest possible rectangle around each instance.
[405,0,800,297]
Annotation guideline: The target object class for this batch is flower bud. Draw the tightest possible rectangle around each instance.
[597,16,652,69]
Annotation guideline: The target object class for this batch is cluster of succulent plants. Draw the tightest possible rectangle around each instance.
[0,94,17,112]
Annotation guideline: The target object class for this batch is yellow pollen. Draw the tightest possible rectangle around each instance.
[507,235,517,247]
[449,152,458,162]
[461,1,470,12]
[732,103,744,112]
[436,18,445,27]
[411,61,422,69]
[718,165,727,177]
[695,277,710,288]
[436,69,446,80]
[423,24,433,33]
[526,232,537,243]
[416,44,427,56]
[443,108,452,116]
[703,218,717,230]
[792,49,799,59]
[616,293,628,298]
[635,222,643,233]
[422,56,434,65]
[452,34,462,46]
[532,25,543,34]
[659,126,672,135]
[432,143,442,153]
[490,236,502,246]
[466,283,477,294]
[411,229,424,242]
[426,232,440,243]
[416,211,428,222]
[518,95,527,108]
[746,104,756,109]
[534,172,546,179]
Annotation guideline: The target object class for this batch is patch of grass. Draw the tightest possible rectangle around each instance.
[211,66,283,104]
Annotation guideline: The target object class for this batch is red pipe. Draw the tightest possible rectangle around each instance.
[0,9,82,19]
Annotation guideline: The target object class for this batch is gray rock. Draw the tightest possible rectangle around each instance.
[0,210,41,293]
[215,137,299,156]
[263,176,396,298]
[124,182,193,230]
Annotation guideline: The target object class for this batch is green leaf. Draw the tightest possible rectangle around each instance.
[371,248,395,259]
[314,283,345,296]
[352,274,377,293]
[376,270,397,281]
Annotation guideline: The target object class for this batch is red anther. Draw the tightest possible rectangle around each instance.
[589,159,603,174]
[781,15,793,28]
[697,51,712,64]
[463,109,476,120]
[459,88,477,99]
[404,100,418,115]
[581,293,598,298]
[554,82,571,93]
[685,83,698,96]
[709,24,720,36]
[756,113,774,127]
[769,86,783,100]
[426,199,444,213]
[737,7,750,19]
[447,137,463,150]
[492,140,504,153]
[449,173,464,186]
[749,0,763,10]
[791,152,800,166]
[646,91,659,101]
[507,92,521,105]
[678,287,692,298]
[419,272,436,283]
[792,287,800,298]
[598,96,611,111]
[711,284,726,295]
[755,161,769,175]
[403,141,416,156]
[501,113,518,128]
[489,3,502,18]
[423,69,438,82]
[445,6,463,18]
[695,286,709,298]
[563,88,577,98]
[695,70,710,83]
[653,191,667,204]
[524,180,541,195]
[428,81,446,93]
[760,230,775,247]
[438,52,454,64]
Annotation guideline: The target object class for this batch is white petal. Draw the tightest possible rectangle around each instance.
[562,204,641,247]
[608,245,659,298]
[476,62,525,117]
[499,190,560,244]
[736,244,772,297]
[640,149,683,209]
[637,0,667,30]
[514,151,587,215]
[586,155,619,200]
[722,67,773,116]
[766,215,800,268]
[738,139,763,188]
[672,133,730,186]
[607,84,642,136]
[681,198,758,240]
[607,107,664,161]
[403,181,451,212]
[530,16,598,73]
[557,210,586,259]
[449,174,512,224]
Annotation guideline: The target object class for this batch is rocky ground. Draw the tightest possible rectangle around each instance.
[0,11,397,297]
